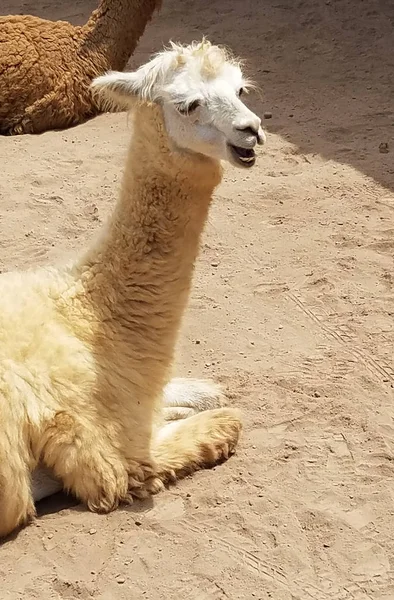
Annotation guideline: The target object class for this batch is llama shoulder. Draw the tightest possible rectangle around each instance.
[0,268,94,373]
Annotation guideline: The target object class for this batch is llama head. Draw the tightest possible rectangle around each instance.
[91,39,265,168]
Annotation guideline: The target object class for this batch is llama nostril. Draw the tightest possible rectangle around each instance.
[236,125,259,138]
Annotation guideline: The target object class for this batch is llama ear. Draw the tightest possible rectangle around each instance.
[92,54,169,108]
[91,71,143,109]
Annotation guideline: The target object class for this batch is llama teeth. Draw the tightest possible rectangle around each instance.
[240,156,254,162]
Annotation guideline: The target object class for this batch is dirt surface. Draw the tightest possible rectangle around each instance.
[1,0,394,598]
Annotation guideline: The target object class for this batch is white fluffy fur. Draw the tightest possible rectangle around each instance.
[92,39,265,166]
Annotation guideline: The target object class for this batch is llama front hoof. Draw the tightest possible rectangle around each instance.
[126,460,162,499]
[127,475,164,501]
[127,460,155,484]
[199,408,243,467]
[86,481,127,513]
[8,120,32,136]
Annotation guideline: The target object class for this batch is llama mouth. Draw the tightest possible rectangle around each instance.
[228,144,256,167]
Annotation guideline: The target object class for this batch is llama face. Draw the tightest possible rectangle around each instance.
[92,40,265,168]
[161,57,265,168]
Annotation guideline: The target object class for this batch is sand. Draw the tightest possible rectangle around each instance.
[1,0,394,598]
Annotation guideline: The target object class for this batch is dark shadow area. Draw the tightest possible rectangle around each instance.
[145,0,394,192]
[2,0,393,190]
[0,493,155,545]
[0,494,76,547]
[36,491,155,517]
[36,491,80,516]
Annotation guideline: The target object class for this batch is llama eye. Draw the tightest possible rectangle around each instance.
[238,88,244,97]
[187,99,200,112]
[176,99,200,115]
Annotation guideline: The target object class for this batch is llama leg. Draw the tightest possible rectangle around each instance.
[152,408,242,483]
[8,79,91,135]
[7,91,60,135]
[0,439,35,538]
[162,378,226,421]
[38,411,133,513]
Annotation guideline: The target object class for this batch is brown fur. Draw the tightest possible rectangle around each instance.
[0,0,161,135]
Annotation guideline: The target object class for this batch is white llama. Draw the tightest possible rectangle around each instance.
[0,40,265,538]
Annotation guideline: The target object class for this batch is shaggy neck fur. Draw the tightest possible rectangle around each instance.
[72,103,222,402]
[82,0,160,71]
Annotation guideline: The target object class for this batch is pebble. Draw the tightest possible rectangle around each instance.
[211,261,219,267]
[116,577,126,584]
[264,111,273,119]
[89,528,97,535]
[379,142,389,153]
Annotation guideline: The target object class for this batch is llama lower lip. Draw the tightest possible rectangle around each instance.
[228,144,256,167]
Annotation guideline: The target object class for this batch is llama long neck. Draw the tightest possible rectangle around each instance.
[74,104,222,387]
[81,0,160,72]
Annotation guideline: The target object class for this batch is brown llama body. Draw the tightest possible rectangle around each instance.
[0,0,161,135]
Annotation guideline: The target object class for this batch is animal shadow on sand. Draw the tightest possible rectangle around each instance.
[0,492,155,546]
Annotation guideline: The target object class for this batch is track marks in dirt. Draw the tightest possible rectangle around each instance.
[286,291,394,385]
[181,516,288,585]
[163,575,232,600]
[180,516,387,600]
[278,348,357,385]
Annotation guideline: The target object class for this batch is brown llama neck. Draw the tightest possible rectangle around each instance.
[81,0,160,72]
[75,103,222,381]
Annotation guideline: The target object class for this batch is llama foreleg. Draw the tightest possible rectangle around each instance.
[38,411,131,513]
[7,90,63,135]
[30,377,225,504]
[7,78,94,135]
[152,408,242,483]
[162,378,226,421]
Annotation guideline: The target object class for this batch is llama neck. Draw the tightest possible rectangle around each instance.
[75,104,222,380]
[81,0,159,71]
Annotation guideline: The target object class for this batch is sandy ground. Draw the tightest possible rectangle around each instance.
[1,0,394,598]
